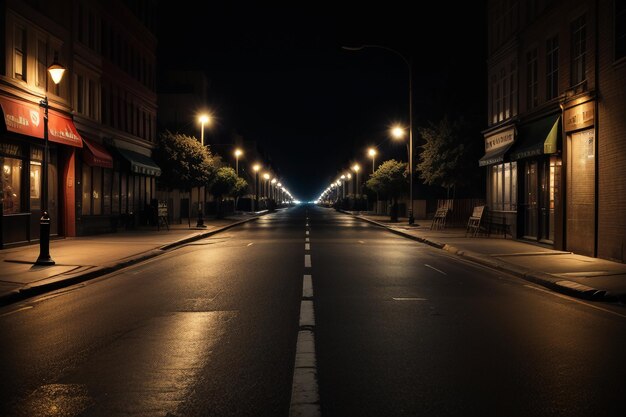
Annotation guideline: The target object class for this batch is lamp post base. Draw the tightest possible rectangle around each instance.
[408,209,415,225]
[35,211,55,265]
[196,212,206,228]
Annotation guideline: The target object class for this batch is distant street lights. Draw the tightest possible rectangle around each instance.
[234,148,243,175]
[352,163,360,199]
[343,44,414,224]
[36,55,66,265]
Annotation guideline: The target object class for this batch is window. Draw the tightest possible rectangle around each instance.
[112,171,120,214]
[88,79,96,118]
[103,168,111,215]
[37,39,47,88]
[526,48,538,109]
[2,157,23,214]
[617,0,626,60]
[546,36,559,100]
[81,164,91,215]
[571,14,587,85]
[77,75,85,114]
[489,162,517,211]
[92,167,102,215]
[509,60,517,118]
[14,26,26,81]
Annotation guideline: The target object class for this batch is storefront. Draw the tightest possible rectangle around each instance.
[1,95,82,248]
[563,99,595,257]
[480,125,518,236]
[510,113,561,245]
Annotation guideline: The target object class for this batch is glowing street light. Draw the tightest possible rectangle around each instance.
[352,164,360,200]
[36,54,66,265]
[198,114,211,146]
[368,148,377,174]
[234,148,243,175]
[253,164,261,211]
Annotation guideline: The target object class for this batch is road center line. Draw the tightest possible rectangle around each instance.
[305,237,310,242]
[303,275,313,298]
[247,242,254,247]
[304,254,311,268]
[305,243,310,251]
[306,230,309,235]
[425,264,447,275]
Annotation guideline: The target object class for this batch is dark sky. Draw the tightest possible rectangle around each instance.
[157,1,487,201]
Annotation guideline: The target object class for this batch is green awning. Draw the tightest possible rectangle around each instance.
[117,148,161,176]
[510,114,560,160]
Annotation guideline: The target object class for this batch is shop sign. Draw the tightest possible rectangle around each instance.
[564,101,594,132]
[484,128,515,152]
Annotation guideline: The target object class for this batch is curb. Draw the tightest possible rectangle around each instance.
[0,215,264,307]
[347,212,617,303]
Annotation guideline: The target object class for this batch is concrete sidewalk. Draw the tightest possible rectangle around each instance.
[344,211,626,304]
[0,212,266,306]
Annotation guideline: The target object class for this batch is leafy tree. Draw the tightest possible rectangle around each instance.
[209,166,240,217]
[366,159,408,221]
[154,130,217,191]
[416,116,481,198]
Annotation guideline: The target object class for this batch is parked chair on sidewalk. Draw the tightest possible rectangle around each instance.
[465,205,486,237]
[430,207,449,230]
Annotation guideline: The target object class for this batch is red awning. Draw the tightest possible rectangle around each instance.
[0,96,82,148]
[82,138,113,168]
[0,95,44,138]
[48,110,83,148]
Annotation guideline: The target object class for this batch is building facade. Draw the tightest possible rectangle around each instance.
[482,0,626,261]
[1,0,159,248]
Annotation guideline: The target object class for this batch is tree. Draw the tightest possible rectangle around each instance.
[416,116,482,198]
[209,166,240,218]
[154,130,217,191]
[366,159,408,222]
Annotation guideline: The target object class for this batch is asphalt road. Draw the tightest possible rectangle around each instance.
[0,205,625,417]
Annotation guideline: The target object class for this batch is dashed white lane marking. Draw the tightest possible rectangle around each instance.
[358,240,365,244]
[393,297,428,301]
[290,331,320,416]
[306,231,309,235]
[299,300,315,327]
[305,237,310,242]
[303,275,313,298]
[304,254,311,268]
[247,242,254,247]
[525,285,626,319]
[425,264,447,275]
[305,243,310,251]
[306,223,309,227]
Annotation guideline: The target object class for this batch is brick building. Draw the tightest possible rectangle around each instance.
[482,0,626,261]
[1,0,159,248]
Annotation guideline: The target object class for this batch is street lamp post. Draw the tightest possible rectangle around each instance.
[352,163,360,211]
[368,148,377,174]
[36,55,66,265]
[253,163,260,211]
[196,114,211,228]
[343,44,414,224]
[234,148,243,175]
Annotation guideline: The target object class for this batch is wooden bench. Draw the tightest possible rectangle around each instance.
[486,213,511,238]
[465,205,486,237]
[430,207,449,230]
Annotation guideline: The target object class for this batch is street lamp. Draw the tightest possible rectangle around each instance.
[195,113,212,228]
[368,148,377,174]
[343,44,414,224]
[352,163,360,201]
[263,173,270,199]
[198,114,211,146]
[36,54,66,265]
[253,163,260,211]
[234,148,243,175]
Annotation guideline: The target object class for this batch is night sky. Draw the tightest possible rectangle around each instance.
[157,2,487,201]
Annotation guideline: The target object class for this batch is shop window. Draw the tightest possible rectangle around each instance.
[489,162,517,211]
[112,171,120,214]
[29,161,41,212]
[2,157,23,214]
[82,163,91,215]
[121,172,128,214]
[92,167,102,215]
[103,168,112,215]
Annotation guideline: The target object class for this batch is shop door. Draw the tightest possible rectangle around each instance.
[524,161,538,239]
[538,157,559,243]
[567,129,595,256]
